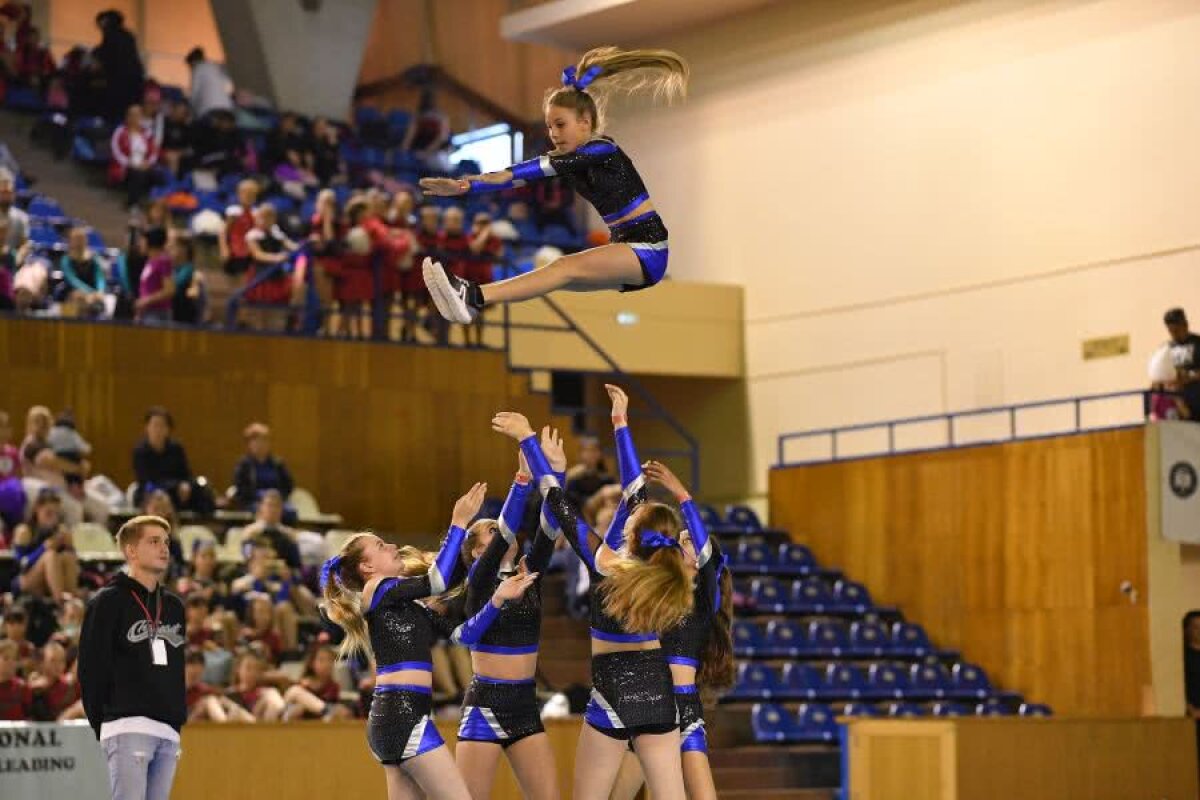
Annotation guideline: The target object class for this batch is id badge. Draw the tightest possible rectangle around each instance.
[151,637,168,666]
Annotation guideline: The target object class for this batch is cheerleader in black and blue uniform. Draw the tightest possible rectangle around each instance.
[420,46,688,323]
[453,448,566,800]
[491,385,692,800]
[609,459,734,800]
[320,482,539,800]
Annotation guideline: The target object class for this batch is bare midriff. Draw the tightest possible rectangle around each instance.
[471,650,539,682]
[606,199,656,228]
[591,637,662,656]
[377,670,433,689]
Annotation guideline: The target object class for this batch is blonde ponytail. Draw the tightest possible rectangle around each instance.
[547,46,690,133]
[599,502,694,633]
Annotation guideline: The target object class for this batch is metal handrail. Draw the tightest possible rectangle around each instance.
[224,245,320,333]
[776,389,1165,467]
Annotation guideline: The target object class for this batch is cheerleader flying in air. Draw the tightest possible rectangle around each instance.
[320,483,538,800]
[420,46,688,323]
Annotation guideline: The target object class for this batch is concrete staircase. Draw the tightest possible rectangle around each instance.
[0,110,131,245]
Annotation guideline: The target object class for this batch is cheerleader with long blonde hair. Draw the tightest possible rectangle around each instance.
[420,46,688,322]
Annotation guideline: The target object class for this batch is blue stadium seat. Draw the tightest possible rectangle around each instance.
[806,620,849,657]
[1018,703,1052,717]
[949,663,991,700]
[819,663,867,700]
[848,621,890,657]
[780,663,823,700]
[734,541,775,574]
[764,619,807,657]
[695,503,723,529]
[386,109,412,143]
[976,699,1014,717]
[542,224,578,249]
[864,662,909,700]
[930,702,972,717]
[751,703,795,742]
[891,622,933,656]
[839,702,882,718]
[28,196,64,218]
[514,220,539,242]
[724,504,764,532]
[750,577,788,612]
[907,663,951,699]
[28,227,62,248]
[793,703,839,742]
[731,663,781,700]
[831,579,873,612]
[887,702,926,718]
[777,543,816,574]
[733,620,766,657]
[789,577,834,612]
[354,106,384,127]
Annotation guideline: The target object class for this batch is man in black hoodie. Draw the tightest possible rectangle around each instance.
[79,515,186,800]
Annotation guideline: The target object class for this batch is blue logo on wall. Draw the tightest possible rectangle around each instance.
[1170,461,1197,499]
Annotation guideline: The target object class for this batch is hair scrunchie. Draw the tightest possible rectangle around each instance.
[639,530,680,551]
[319,554,344,592]
[562,64,602,92]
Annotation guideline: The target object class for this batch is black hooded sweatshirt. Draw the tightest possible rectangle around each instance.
[78,571,187,740]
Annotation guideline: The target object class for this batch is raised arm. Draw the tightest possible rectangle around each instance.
[451,563,539,646]
[645,460,712,568]
[464,469,531,613]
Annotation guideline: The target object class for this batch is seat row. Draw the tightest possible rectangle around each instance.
[742,576,875,615]
[728,541,824,575]
[734,619,932,658]
[726,661,992,702]
[751,701,1053,743]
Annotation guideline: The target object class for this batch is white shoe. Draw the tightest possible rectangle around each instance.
[423,257,478,324]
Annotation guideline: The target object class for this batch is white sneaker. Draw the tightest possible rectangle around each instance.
[423,257,478,324]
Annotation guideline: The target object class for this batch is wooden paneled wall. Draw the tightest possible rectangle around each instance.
[0,319,574,536]
[769,429,1151,715]
[847,717,1196,800]
[174,718,582,800]
[358,0,574,130]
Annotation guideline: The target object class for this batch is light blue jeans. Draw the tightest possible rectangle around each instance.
[101,734,180,800]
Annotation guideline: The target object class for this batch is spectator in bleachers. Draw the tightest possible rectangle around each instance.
[185,647,227,722]
[57,227,110,319]
[338,197,382,339]
[185,595,217,651]
[221,178,259,276]
[193,108,244,177]
[238,593,286,665]
[135,226,175,323]
[1166,308,1200,421]
[160,99,194,177]
[10,255,47,315]
[46,409,91,502]
[176,540,228,610]
[8,25,54,94]
[169,232,205,325]
[0,234,13,311]
[109,104,160,209]
[22,406,88,493]
[141,83,165,149]
[0,410,20,481]
[244,202,301,328]
[266,112,317,187]
[565,434,617,512]
[308,188,343,334]
[2,606,35,675]
[132,405,203,511]
[25,640,78,721]
[229,419,295,506]
[185,47,232,120]
[217,647,279,722]
[142,489,186,577]
[12,488,79,601]
[92,9,144,123]
[0,168,29,250]
[0,639,30,719]
[463,211,502,348]
[281,644,348,721]
[238,489,302,571]
[402,89,451,167]
[310,117,344,185]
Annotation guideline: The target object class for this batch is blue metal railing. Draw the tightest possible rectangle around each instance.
[225,244,322,334]
[776,389,1162,468]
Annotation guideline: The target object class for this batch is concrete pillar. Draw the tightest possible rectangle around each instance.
[209,0,378,119]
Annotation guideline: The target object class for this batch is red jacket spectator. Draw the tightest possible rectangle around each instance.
[0,675,28,720]
[108,107,159,183]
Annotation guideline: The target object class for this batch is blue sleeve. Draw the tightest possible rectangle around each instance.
[429,525,468,594]
[60,256,90,294]
[602,499,631,552]
[518,435,560,495]
[613,426,644,497]
[498,479,532,545]
[466,179,515,195]
[680,499,712,567]
[450,598,502,645]
[511,140,618,182]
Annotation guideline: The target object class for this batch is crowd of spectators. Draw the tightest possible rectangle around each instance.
[0,392,654,722]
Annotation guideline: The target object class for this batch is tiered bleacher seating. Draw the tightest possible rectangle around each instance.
[695,504,1049,748]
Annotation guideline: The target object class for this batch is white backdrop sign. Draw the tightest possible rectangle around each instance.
[0,721,109,800]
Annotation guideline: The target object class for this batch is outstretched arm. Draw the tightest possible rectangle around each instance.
[451,561,539,645]
[420,140,618,197]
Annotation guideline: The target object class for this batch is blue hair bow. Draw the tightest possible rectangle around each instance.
[319,554,343,592]
[562,64,602,92]
[640,530,680,551]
